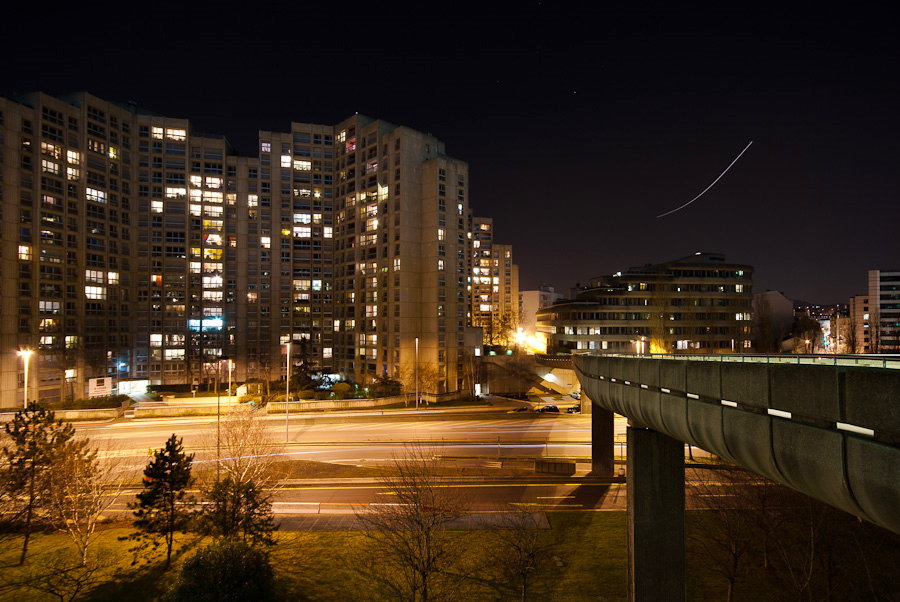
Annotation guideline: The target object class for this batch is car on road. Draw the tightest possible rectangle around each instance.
[570,391,581,400]
[537,405,559,413]
[566,405,581,414]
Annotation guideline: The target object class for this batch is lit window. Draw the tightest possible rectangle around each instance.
[437,228,445,241]
[85,269,104,283]
[323,347,333,359]
[260,236,271,249]
[294,226,311,238]
[205,176,222,188]
[281,155,292,168]
[41,160,60,175]
[107,272,119,285]
[190,175,203,187]
[84,285,106,300]
[166,128,186,141]
[323,227,333,238]
[165,187,187,199]
[294,213,311,224]
[190,204,202,216]
[393,258,401,271]
[41,142,61,158]
[438,259,445,271]
[85,188,106,203]
[108,147,118,160]
[151,127,164,139]
[18,245,31,260]
[66,167,80,181]
[151,201,164,213]
[248,194,259,207]
[67,150,80,164]
[293,159,311,171]
[164,349,185,361]
[260,142,271,153]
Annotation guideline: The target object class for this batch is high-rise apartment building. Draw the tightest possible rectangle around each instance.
[469,217,519,346]
[537,253,753,353]
[0,91,490,406]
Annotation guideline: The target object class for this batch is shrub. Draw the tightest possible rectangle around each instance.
[297,389,316,400]
[332,382,352,400]
[166,537,275,601]
[47,394,130,410]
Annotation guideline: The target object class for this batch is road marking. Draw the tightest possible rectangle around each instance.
[510,502,583,507]
[536,496,575,499]
[686,393,700,399]
[721,399,738,407]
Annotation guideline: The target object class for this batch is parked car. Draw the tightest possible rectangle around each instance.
[570,391,581,400]
[566,405,581,414]
[538,405,559,413]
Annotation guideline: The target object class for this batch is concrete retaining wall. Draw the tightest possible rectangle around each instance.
[132,404,244,418]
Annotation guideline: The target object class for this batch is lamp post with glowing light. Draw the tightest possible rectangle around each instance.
[18,349,33,408]
[285,340,291,443]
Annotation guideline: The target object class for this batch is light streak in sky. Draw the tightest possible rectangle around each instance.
[656,141,754,218]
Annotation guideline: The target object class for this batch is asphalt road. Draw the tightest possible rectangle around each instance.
[76,401,722,517]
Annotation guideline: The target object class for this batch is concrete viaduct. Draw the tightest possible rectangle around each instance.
[573,353,900,601]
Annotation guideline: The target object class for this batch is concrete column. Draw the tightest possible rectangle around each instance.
[626,425,685,602]
[591,406,614,475]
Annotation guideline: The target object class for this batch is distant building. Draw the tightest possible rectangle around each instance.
[867,269,900,352]
[849,294,872,353]
[469,217,519,346]
[538,253,753,354]
[519,285,563,335]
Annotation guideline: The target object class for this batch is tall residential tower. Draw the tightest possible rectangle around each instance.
[0,91,497,406]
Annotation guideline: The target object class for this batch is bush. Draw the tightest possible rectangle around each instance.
[166,537,275,601]
[47,394,130,410]
[315,390,333,400]
[297,389,316,400]
[332,382,352,400]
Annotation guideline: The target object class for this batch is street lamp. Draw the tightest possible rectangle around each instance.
[285,340,291,443]
[18,349,33,408]
[414,336,419,410]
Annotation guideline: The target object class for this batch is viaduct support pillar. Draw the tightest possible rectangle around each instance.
[591,406,614,475]
[626,425,685,602]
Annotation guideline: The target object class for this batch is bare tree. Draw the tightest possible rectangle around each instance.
[399,361,441,397]
[689,465,759,602]
[45,438,128,566]
[489,506,557,602]
[206,405,282,488]
[11,550,102,602]
[353,445,471,601]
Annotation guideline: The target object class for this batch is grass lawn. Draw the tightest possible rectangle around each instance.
[3,509,894,600]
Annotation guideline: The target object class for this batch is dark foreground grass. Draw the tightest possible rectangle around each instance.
[2,509,896,601]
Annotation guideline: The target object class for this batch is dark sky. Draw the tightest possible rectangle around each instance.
[4,2,898,303]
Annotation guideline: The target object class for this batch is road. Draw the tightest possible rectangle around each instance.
[76,401,719,516]
[74,405,629,465]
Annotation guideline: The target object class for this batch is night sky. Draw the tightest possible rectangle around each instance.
[3,2,898,303]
